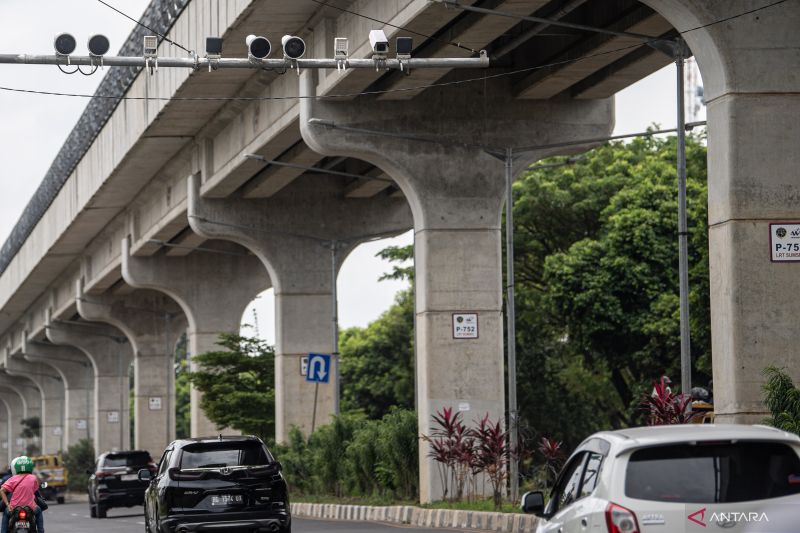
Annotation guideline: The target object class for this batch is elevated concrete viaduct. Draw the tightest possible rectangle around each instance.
[0,0,796,502]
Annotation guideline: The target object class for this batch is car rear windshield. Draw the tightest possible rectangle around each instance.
[179,442,272,470]
[103,452,152,469]
[625,441,800,503]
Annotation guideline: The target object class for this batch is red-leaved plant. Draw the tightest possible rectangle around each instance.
[473,414,510,508]
[642,377,699,425]
[537,436,565,490]
[424,408,513,508]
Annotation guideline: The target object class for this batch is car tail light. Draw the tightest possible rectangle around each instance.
[18,510,27,520]
[168,467,206,481]
[96,471,115,479]
[606,503,639,533]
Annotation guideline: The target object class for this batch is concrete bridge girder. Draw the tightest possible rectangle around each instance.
[76,287,187,453]
[22,340,94,448]
[639,0,800,422]
[46,321,132,454]
[188,170,413,442]
[121,239,270,438]
[299,70,614,502]
[3,353,65,455]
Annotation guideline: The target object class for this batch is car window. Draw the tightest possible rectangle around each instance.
[579,452,603,498]
[179,442,272,469]
[547,453,587,515]
[103,452,152,469]
[625,441,800,503]
[157,450,172,476]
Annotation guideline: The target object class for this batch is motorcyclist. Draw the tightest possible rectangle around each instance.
[0,456,44,533]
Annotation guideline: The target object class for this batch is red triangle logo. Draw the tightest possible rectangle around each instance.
[688,507,707,527]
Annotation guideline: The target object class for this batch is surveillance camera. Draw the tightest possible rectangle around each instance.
[54,33,76,56]
[246,35,272,59]
[87,34,110,56]
[369,30,389,57]
[281,35,306,59]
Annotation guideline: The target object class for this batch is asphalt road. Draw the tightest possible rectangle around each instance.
[45,501,449,532]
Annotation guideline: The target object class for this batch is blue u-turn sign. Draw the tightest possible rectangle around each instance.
[305,353,332,384]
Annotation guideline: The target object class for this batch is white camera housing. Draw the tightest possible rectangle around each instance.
[369,29,389,57]
[281,34,306,59]
[246,34,272,59]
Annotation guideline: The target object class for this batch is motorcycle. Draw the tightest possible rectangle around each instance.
[8,506,36,533]
[5,482,48,533]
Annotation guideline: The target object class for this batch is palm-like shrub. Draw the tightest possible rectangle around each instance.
[763,366,800,435]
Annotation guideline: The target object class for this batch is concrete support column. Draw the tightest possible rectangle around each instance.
[641,0,800,422]
[46,322,132,453]
[76,288,186,453]
[122,239,268,438]
[23,341,94,448]
[0,390,25,458]
[299,71,612,501]
[4,354,64,454]
[0,375,40,455]
[0,401,9,465]
[188,171,411,442]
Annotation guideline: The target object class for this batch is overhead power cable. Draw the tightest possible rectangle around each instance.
[0,0,786,103]
[96,0,191,53]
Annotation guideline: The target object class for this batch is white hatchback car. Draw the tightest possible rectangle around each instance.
[522,425,800,532]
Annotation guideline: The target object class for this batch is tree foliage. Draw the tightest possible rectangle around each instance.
[339,245,415,419]
[188,333,275,440]
[62,438,95,491]
[513,134,710,444]
[762,366,800,435]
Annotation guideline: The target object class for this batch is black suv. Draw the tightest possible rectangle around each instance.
[140,436,290,533]
[88,450,156,518]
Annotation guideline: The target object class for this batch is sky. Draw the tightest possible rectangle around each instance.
[0,1,705,345]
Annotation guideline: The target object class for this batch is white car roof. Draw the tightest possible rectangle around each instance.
[586,424,800,454]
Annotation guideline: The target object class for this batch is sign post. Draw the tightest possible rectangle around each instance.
[305,353,332,433]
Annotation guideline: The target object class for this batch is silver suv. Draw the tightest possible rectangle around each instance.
[522,425,800,532]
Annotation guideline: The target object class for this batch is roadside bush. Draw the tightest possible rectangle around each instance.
[275,409,418,500]
[62,438,95,491]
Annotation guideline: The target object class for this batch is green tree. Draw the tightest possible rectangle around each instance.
[339,245,415,419]
[188,333,275,439]
[762,366,800,435]
[527,134,710,431]
[62,438,95,491]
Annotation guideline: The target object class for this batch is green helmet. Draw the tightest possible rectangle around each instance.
[11,456,34,475]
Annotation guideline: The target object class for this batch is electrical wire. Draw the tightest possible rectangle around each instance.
[309,0,479,54]
[0,0,787,103]
[96,0,192,53]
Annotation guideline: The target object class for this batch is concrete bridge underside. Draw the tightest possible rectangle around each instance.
[0,0,796,501]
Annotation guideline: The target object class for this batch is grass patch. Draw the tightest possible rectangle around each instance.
[291,495,521,514]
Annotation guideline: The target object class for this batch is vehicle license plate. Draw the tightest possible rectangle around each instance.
[121,474,138,481]
[16,521,30,529]
[212,494,243,506]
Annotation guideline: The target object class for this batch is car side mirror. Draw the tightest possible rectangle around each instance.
[138,469,152,482]
[521,490,546,516]
[274,461,283,472]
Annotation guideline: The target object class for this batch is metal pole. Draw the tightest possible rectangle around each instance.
[675,44,692,399]
[505,148,519,502]
[332,242,341,416]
